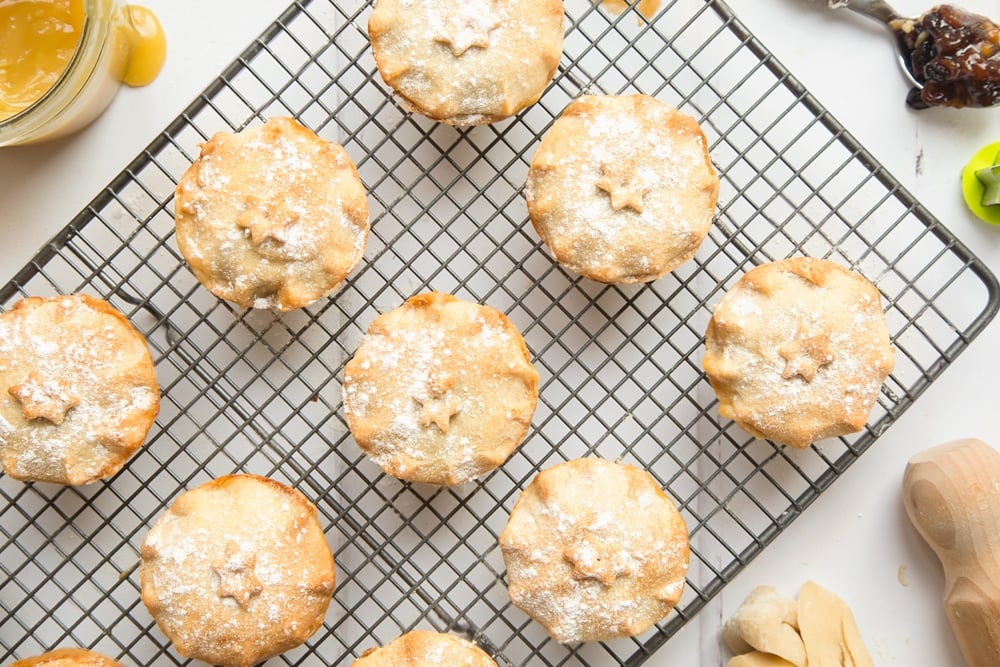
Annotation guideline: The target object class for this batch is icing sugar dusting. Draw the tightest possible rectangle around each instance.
[176,118,369,312]
[371,0,562,124]
[527,96,717,282]
[139,476,335,666]
[429,0,503,56]
[705,260,895,447]
[500,458,689,642]
[342,295,537,485]
[0,295,159,484]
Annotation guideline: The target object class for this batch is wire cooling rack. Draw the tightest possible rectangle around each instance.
[2,0,998,665]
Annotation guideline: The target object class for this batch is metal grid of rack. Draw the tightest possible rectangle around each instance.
[1,0,997,665]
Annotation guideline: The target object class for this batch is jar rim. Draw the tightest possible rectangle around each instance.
[0,0,119,138]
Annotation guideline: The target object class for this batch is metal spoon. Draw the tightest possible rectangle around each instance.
[831,1,1000,109]
[827,0,925,92]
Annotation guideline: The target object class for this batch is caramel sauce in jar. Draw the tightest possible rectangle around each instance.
[0,0,166,146]
[0,0,87,120]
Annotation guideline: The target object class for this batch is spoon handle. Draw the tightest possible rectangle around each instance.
[829,0,925,91]
[832,0,903,25]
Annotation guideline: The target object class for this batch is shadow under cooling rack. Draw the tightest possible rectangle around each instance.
[1,0,997,665]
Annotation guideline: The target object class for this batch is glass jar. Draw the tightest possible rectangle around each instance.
[0,0,129,147]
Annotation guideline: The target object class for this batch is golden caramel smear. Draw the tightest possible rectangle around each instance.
[599,0,661,20]
[121,4,166,87]
[0,0,86,119]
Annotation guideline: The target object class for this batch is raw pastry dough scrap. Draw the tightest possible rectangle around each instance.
[724,581,874,667]
[798,581,874,667]
[729,653,799,667]
[722,585,805,666]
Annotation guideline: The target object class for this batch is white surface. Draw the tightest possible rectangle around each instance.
[2,1,999,665]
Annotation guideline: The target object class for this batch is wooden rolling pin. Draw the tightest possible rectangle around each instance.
[902,438,1000,667]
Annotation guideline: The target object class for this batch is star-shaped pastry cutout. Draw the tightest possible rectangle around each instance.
[212,540,264,609]
[779,327,834,382]
[564,534,632,586]
[595,161,650,214]
[8,373,80,424]
[433,11,502,57]
[414,372,460,433]
[235,194,301,246]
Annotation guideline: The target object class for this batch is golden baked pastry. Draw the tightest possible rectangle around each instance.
[353,630,497,666]
[10,648,123,667]
[526,94,719,283]
[139,474,336,667]
[368,0,564,125]
[499,457,690,643]
[174,116,370,312]
[703,257,895,448]
[0,294,160,485]
[342,292,539,486]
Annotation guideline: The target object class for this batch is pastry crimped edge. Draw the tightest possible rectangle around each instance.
[499,457,690,643]
[342,292,539,485]
[10,648,124,667]
[139,474,336,667]
[703,256,895,448]
[353,630,497,666]
[174,116,369,312]
[368,0,564,125]
[526,94,719,283]
[0,293,160,485]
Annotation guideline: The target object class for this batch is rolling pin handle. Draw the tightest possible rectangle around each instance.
[903,438,1000,667]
